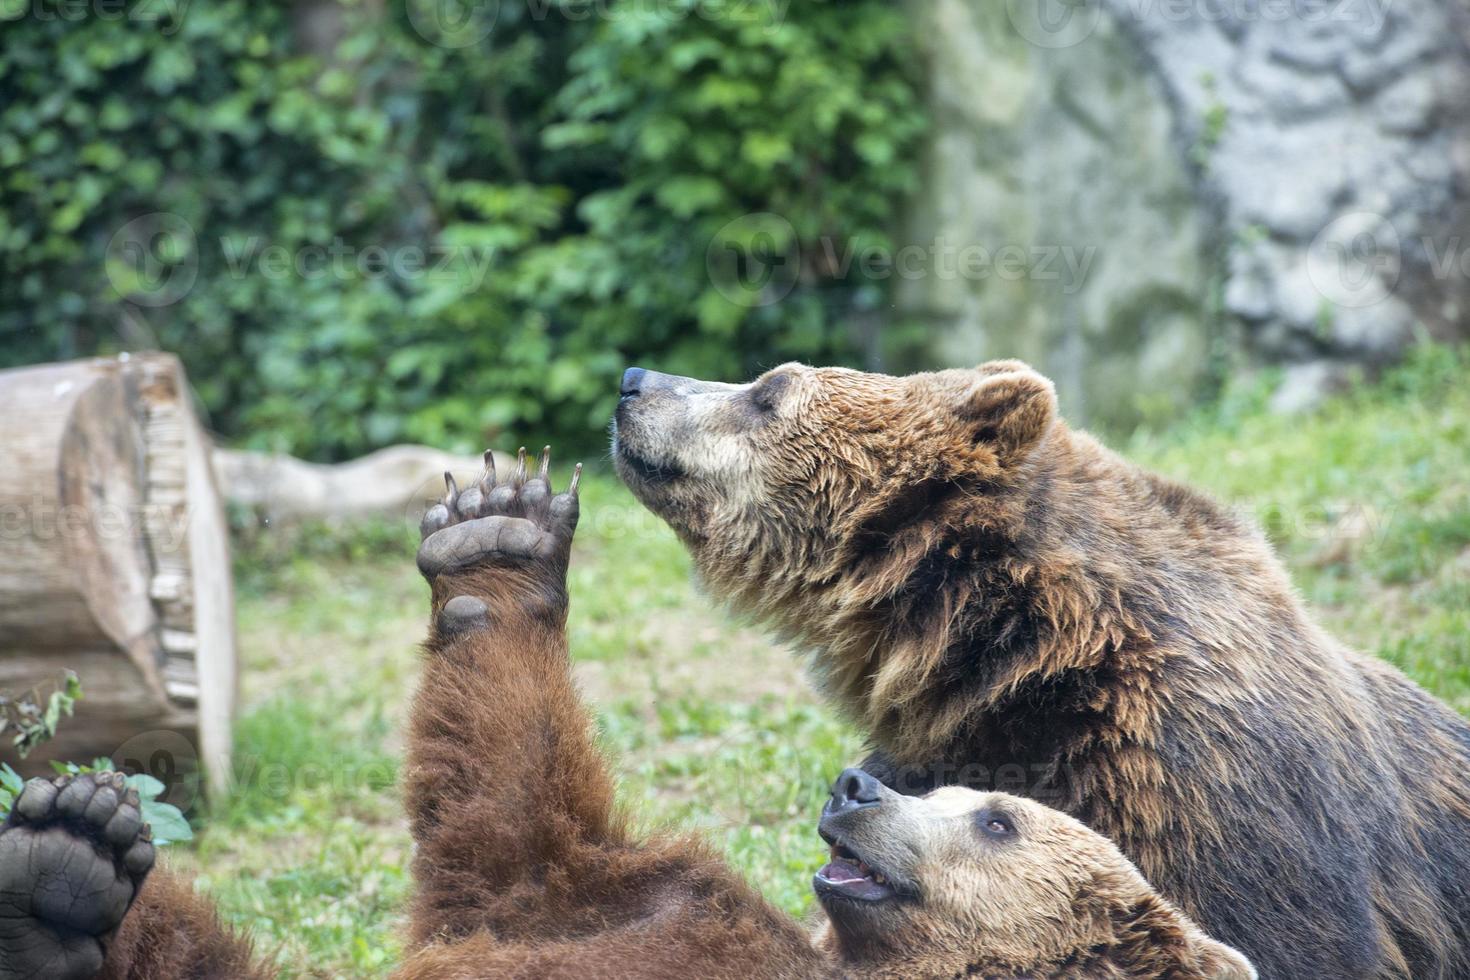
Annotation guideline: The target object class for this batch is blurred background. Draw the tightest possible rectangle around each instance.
[1,1,1468,975]
[5,0,1466,459]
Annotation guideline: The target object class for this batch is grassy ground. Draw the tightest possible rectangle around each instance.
[169,345,1469,977]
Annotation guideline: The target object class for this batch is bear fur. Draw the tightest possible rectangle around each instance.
[613,362,1470,979]
[0,448,1251,980]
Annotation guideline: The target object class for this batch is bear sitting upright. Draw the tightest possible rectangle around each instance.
[613,361,1470,980]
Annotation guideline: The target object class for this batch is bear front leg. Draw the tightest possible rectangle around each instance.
[404,447,621,947]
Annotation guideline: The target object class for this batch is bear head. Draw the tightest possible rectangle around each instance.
[812,769,1255,979]
[612,360,1065,742]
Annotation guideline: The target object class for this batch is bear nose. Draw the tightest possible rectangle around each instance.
[620,367,646,400]
[828,768,883,817]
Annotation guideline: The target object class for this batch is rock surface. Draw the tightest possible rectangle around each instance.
[899,0,1470,424]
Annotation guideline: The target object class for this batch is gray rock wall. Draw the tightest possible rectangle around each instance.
[897,0,1470,425]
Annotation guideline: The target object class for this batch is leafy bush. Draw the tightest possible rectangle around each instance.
[1,0,925,459]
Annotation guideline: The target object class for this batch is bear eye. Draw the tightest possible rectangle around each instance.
[977,811,1016,839]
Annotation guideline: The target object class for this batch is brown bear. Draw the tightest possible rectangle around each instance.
[612,362,1470,980]
[0,448,1253,980]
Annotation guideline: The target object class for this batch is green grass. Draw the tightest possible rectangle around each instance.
[1128,343,1470,710]
[179,344,1470,977]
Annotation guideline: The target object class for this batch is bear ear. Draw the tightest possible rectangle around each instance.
[1189,932,1257,980]
[958,363,1057,462]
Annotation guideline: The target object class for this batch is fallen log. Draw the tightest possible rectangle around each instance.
[0,354,235,801]
[215,444,512,525]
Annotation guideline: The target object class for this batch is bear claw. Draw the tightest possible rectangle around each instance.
[0,772,156,980]
[416,446,581,582]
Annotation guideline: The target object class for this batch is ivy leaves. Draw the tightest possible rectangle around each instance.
[3,0,925,460]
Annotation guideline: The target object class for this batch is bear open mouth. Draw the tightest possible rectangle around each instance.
[814,840,898,903]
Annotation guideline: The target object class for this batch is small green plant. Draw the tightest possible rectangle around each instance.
[1190,72,1229,169]
[0,763,24,816]
[0,671,191,844]
[0,671,81,759]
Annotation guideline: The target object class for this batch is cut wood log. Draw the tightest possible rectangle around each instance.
[0,354,235,802]
[215,444,512,525]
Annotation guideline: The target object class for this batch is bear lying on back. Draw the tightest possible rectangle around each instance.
[0,448,1252,980]
[613,361,1470,980]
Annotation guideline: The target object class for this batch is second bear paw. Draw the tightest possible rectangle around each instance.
[0,772,155,980]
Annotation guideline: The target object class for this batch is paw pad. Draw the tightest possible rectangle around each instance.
[417,446,581,580]
[438,594,492,636]
[0,772,156,980]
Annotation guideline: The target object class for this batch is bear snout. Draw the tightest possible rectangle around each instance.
[825,768,884,820]
[619,366,645,400]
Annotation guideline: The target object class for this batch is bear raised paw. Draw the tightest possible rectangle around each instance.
[0,772,155,980]
[416,446,581,630]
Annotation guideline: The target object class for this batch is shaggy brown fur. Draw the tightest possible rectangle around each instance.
[1,447,1252,979]
[395,450,818,978]
[613,362,1470,980]
[98,872,265,980]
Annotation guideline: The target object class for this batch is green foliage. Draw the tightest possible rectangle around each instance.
[0,671,192,841]
[1,0,925,459]
[0,763,23,816]
[0,671,82,819]
[0,671,81,759]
